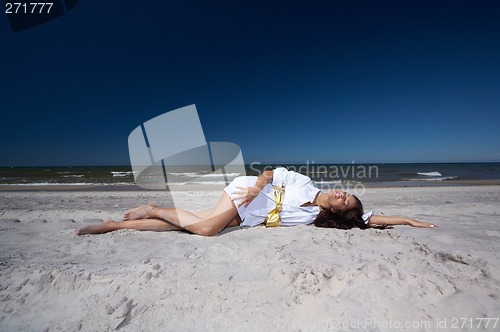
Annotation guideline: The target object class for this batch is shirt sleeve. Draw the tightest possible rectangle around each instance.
[361,211,373,224]
[271,167,288,187]
[272,167,311,187]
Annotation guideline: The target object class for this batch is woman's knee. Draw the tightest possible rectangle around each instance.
[188,223,220,237]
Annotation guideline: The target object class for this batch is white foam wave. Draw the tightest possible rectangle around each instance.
[62,175,84,178]
[0,182,135,186]
[417,171,442,177]
[313,180,343,185]
[192,181,230,185]
[168,172,198,177]
[111,171,134,177]
[167,181,230,186]
[168,172,240,178]
[202,172,240,178]
[1,182,91,186]
[407,176,458,182]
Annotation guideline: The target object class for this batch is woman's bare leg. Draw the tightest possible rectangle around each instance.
[81,193,240,236]
[76,218,183,235]
[123,205,214,220]
[147,193,239,236]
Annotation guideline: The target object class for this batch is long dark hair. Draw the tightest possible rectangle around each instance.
[313,195,369,230]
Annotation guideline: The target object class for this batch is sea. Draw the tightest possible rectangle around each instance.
[1,163,500,190]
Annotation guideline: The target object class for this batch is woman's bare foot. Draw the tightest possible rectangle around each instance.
[123,204,155,221]
[76,219,118,235]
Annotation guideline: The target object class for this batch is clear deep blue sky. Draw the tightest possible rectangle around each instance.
[1,0,499,166]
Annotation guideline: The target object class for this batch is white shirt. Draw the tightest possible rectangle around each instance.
[224,167,373,227]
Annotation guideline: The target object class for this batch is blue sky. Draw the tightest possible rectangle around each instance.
[1,0,499,166]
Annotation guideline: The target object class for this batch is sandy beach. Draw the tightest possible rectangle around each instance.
[1,186,499,331]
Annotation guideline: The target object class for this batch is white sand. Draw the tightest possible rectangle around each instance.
[1,186,499,331]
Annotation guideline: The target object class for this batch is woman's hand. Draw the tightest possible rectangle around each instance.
[233,186,261,207]
[408,219,438,228]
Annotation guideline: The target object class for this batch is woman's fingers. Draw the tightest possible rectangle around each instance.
[233,186,248,194]
[233,186,249,207]
[231,186,248,200]
[412,220,438,228]
[234,186,261,207]
[237,197,252,207]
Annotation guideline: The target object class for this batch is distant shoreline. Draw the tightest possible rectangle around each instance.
[2,162,500,191]
[2,179,500,192]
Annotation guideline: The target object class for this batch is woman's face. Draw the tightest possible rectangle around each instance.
[325,190,355,212]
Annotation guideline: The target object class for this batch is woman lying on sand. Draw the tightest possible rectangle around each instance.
[77,167,436,236]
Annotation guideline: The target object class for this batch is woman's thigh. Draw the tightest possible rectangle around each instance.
[183,193,240,235]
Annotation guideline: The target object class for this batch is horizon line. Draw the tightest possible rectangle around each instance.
[2,160,500,168]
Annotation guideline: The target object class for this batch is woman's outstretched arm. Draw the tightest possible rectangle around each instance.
[368,214,437,228]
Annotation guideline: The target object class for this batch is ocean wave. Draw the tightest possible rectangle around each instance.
[168,172,198,177]
[168,172,240,178]
[167,179,343,186]
[168,181,231,186]
[406,176,458,182]
[0,182,135,186]
[417,171,442,177]
[192,181,230,185]
[313,180,343,185]
[111,171,134,177]
[62,175,84,178]
[0,182,91,186]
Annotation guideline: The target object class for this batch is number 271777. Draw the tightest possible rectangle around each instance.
[5,3,54,14]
